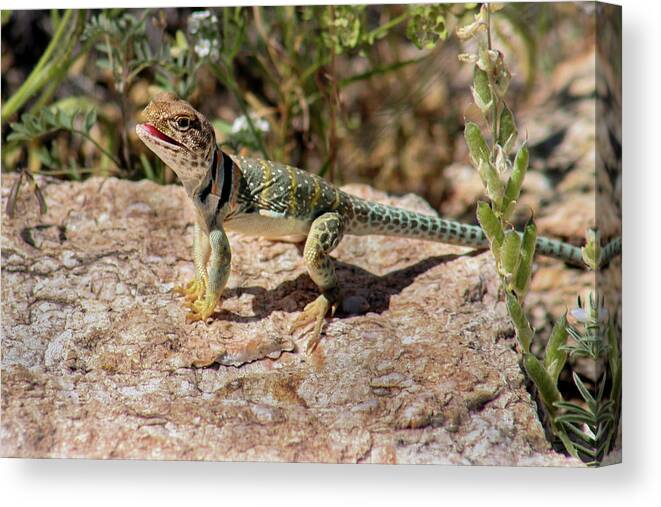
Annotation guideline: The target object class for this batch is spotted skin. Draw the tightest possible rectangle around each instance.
[137,94,593,352]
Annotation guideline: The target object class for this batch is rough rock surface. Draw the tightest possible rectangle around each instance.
[1,175,579,465]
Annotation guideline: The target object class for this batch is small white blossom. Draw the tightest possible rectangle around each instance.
[187,10,220,61]
[570,306,608,324]
[194,39,211,58]
[231,114,270,134]
[189,10,213,34]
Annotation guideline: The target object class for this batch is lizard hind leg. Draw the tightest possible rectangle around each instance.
[291,212,344,353]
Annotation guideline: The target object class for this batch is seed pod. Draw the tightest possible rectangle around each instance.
[477,201,504,262]
[524,352,562,416]
[503,143,529,221]
[472,66,493,114]
[497,104,517,154]
[506,292,533,352]
[478,160,505,209]
[500,230,521,278]
[464,122,490,168]
[513,223,536,296]
[544,313,568,384]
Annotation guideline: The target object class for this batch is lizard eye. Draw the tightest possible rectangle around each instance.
[175,117,191,131]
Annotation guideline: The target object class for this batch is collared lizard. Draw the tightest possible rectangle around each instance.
[136,92,616,352]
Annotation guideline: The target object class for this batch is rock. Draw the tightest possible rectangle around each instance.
[0,175,579,465]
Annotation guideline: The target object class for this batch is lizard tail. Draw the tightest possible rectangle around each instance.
[346,197,585,266]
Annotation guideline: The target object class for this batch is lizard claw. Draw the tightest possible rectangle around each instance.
[185,295,218,323]
[290,294,337,353]
[173,278,206,302]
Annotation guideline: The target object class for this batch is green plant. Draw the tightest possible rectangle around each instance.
[83,10,169,170]
[189,8,271,160]
[3,9,207,183]
[554,294,621,463]
[2,6,468,187]
[5,106,122,217]
[8,107,118,167]
[1,10,87,124]
[458,4,621,465]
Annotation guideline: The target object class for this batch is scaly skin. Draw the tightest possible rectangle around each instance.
[136,93,608,353]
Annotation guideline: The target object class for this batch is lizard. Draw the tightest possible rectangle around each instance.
[136,92,615,353]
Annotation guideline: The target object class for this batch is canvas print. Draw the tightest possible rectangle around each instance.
[1,3,621,466]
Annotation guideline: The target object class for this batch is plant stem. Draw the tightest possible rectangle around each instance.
[365,12,409,42]
[485,5,499,144]
[1,10,75,124]
[74,129,122,167]
[30,13,95,114]
[211,61,270,159]
[339,55,430,88]
[327,5,338,183]
[486,4,493,50]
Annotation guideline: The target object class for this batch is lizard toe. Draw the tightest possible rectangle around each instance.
[290,294,336,353]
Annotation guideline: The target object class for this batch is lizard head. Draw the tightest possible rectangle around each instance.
[136,92,216,194]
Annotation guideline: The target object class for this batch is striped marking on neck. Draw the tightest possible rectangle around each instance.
[199,146,235,215]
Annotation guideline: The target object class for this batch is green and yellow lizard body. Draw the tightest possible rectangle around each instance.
[136,93,595,352]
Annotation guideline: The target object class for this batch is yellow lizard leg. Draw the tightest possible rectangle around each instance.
[174,222,210,302]
[291,212,344,353]
[186,228,231,322]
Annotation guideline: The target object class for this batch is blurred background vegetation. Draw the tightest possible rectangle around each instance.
[1,4,595,214]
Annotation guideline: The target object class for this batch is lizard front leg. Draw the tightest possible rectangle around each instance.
[174,221,210,303]
[186,227,231,322]
[291,212,344,352]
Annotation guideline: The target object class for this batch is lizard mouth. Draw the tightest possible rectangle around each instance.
[138,123,183,148]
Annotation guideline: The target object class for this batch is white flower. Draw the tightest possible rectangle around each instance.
[187,10,220,60]
[231,114,270,134]
[569,306,609,324]
[194,39,211,58]
[189,10,214,34]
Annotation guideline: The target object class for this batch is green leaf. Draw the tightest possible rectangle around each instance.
[503,142,529,220]
[140,153,156,181]
[554,401,593,419]
[524,352,562,415]
[544,313,568,384]
[560,421,597,444]
[513,222,536,296]
[608,325,621,402]
[7,122,29,142]
[500,230,521,277]
[42,108,56,127]
[497,104,517,154]
[84,109,97,133]
[573,372,596,408]
[36,146,59,169]
[556,430,581,460]
[61,109,72,129]
[506,292,533,351]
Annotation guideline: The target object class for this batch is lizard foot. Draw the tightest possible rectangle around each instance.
[185,295,218,323]
[290,293,338,353]
[173,278,206,303]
